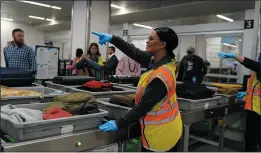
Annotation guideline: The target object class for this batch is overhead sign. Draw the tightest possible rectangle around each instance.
[123,30,128,36]
[244,20,254,29]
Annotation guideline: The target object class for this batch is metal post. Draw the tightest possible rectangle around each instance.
[183,124,191,152]
[218,120,226,152]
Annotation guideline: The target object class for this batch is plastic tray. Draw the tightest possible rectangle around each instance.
[215,94,236,104]
[88,143,119,152]
[67,85,136,98]
[112,83,137,90]
[97,98,131,119]
[0,87,68,105]
[0,102,108,142]
[178,96,221,111]
[205,85,236,104]
[45,81,76,92]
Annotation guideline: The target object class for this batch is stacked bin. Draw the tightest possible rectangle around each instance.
[0,86,69,105]
[1,102,108,142]
[45,81,76,92]
[67,85,136,98]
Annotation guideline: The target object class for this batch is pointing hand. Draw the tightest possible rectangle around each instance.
[217,52,236,59]
[91,32,112,46]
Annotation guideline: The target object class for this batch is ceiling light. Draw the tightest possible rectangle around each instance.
[29,15,45,20]
[216,15,234,22]
[1,17,14,21]
[133,23,153,29]
[46,18,55,22]
[20,1,61,10]
[21,1,50,7]
[110,4,124,9]
[223,43,237,48]
[50,6,61,10]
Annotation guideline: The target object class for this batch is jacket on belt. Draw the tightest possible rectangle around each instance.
[135,61,183,151]
[245,72,261,115]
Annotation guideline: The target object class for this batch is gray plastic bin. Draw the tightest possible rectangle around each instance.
[112,83,137,90]
[68,85,136,98]
[97,98,131,119]
[0,102,108,142]
[45,81,75,92]
[178,96,221,110]
[216,94,236,104]
[0,87,68,105]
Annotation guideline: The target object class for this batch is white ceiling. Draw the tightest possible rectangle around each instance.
[0,0,255,33]
[1,1,72,26]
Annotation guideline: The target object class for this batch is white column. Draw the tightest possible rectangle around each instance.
[114,23,129,60]
[70,0,89,60]
[123,23,129,41]
[240,1,260,82]
[89,0,110,61]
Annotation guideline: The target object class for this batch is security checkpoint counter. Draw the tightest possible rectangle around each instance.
[1,100,244,152]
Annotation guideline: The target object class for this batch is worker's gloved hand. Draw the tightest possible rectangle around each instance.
[236,92,246,99]
[91,32,112,45]
[99,120,118,132]
[217,52,236,59]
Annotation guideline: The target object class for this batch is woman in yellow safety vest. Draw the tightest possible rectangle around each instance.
[92,27,183,152]
[217,52,261,152]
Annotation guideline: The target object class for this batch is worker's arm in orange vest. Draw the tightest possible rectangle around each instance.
[115,78,167,128]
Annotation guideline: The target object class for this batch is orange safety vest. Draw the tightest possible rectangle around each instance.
[135,61,183,151]
[245,72,261,115]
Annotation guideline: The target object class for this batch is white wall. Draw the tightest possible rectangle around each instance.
[1,20,44,66]
[45,30,72,59]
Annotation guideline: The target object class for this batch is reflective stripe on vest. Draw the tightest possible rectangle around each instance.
[147,66,174,91]
[146,101,176,115]
[142,104,179,125]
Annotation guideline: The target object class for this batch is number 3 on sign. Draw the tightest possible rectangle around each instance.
[244,20,254,29]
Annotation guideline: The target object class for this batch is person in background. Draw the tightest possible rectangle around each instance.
[85,46,119,78]
[77,43,104,79]
[66,48,85,75]
[116,56,141,76]
[45,41,53,47]
[92,27,183,152]
[177,47,207,83]
[4,28,37,74]
[217,52,260,152]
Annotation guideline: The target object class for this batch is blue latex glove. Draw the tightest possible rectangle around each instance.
[91,32,112,46]
[236,92,246,99]
[99,120,118,132]
[217,52,236,59]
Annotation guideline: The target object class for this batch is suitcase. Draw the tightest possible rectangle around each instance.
[108,75,140,84]
[0,67,33,87]
[53,76,96,85]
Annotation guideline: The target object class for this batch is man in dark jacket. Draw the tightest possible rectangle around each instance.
[177,47,207,83]
[104,46,119,75]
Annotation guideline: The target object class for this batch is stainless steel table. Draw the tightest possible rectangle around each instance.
[180,101,244,152]
[1,127,139,152]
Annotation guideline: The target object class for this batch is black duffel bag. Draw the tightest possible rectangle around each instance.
[176,82,215,100]
[0,67,33,87]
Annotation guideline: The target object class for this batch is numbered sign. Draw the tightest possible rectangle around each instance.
[244,20,254,29]
[123,30,128,36]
